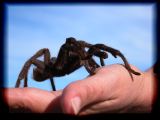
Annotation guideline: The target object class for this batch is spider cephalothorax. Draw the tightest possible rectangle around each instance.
[15,37,140,91]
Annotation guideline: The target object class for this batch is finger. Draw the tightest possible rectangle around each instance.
[61,65,122,115]
[4,88,62,113]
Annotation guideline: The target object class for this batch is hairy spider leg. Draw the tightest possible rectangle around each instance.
[100,58,105,66]
[93,44,141,80]
[87,46,108,66]
[32,48,56,91]
[49,57,56,91]
[78,41,92,48]
[16,48,56,91]
[78,40,108,66]
[78,55,101,75]
[68,39,108,74]
[16,48,47,87]
[24,76,27,87]
[79,39,141,79]
[87,58,100,75]
[50,78,56,91]
[16,60,32,88]
[66,49,100,75]
[32,58,56,91]
[66,40,101,75]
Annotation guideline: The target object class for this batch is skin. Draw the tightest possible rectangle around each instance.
[3,64,157,114]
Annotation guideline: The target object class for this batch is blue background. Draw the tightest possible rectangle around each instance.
[6,4,156,91]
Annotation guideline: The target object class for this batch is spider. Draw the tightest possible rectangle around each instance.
[15,37,141,91]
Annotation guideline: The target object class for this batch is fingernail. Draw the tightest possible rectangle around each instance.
[71,97,81,115]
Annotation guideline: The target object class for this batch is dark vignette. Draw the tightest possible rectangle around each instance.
[152,3,160,114]
[0,2,7,113]
[0,0,159,119]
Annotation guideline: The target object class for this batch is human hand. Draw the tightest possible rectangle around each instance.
[61,64,156,115]
[4,64,156,114]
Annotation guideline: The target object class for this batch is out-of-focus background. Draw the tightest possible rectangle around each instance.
[6,4,156,91]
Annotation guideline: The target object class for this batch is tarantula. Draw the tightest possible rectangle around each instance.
[15,37,141,91]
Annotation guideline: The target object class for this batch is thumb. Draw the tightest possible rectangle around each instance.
[61,66,120,115]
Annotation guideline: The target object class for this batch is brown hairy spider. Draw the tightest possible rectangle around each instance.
[15,37,141,91]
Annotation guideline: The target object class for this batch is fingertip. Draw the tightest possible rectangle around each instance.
[60,79,97,115]
[61,84,80,114]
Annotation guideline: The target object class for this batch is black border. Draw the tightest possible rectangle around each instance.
[152,2,160,114]
[0,1,7,113]
[0,0,159,119]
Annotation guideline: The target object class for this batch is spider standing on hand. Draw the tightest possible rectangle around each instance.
[15,37,141,91]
